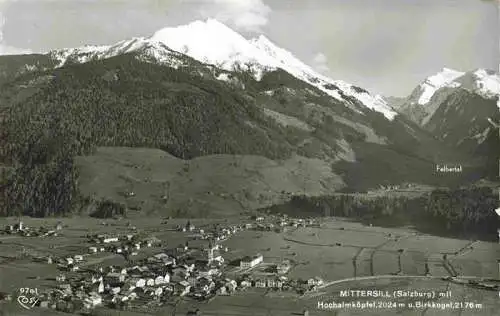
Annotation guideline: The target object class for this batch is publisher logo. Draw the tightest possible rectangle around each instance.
[16,288,39,310]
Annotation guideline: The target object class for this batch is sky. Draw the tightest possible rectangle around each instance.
[0,0,498,97]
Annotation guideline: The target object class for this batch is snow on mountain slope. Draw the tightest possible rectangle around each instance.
[18,19,397,120]
[249,34,397,120]
[391,67,500,155]
[472,69,500,99]
[154,19,397,120]
[416,68,465,105]
[396,67,500,126]
[410,67,500,107]
[150,20,276,78]
[49,38,186,69]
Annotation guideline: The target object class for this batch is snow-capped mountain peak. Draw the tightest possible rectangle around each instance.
[394,66,500,136]
[252,34,396,119]
[17,18,398,120]
[149,19,276,74]
[148,19,396,120]
[412,67,500,107]
[471,68,500,99]
[416,67,465,105]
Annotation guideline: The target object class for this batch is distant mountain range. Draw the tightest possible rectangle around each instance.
[387,67,500,156]
[0,19,493,217]
[1,19,398,120]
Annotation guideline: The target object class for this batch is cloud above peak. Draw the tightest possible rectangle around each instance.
[197,0,271,33]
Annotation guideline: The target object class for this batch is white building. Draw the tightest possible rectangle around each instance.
[154,287,163,297]
[127,278,146,288]
[74,255,83,262]
[267,279,283,289]
[164,273,171,283]
[255,279,266,288]
[240,254,263,269]
[56,274,66,282]
[154,276,165,285]
[110,287,121,295]
[93,281,104,294]
[226,279,237,292]
[103,237,119,243]
[83,294,102,308]
[307,277,324,286]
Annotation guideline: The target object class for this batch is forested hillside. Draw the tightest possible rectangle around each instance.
[0,50,487,218]
[267,186,499,240]
[1,53,294,217]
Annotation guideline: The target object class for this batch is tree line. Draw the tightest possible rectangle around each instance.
[269,186,499,240]
[0,54,299,217]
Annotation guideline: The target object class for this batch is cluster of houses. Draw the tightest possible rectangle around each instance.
[373,183,417,192]
[246,216,318,232]
[39,232,162,269]
[2,220,62,237]
[236,256,324,293]
[249,276,324,293]
[86,233,161,258]
[178,220,245,243]
[25,216,325,313]
[37,239,229,312]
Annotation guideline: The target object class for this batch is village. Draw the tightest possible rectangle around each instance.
[0,215,324,314]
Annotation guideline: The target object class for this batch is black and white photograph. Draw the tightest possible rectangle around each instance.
[0,0,499,315]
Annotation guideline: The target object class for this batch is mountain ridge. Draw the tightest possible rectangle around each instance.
[386,67,500,166]
[392,68,500,123]
[0,18,397,121]
[0,20,489,218]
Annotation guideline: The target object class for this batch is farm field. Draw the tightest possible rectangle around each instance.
[221,218,500,282]
[75,147,345,218]
[0,216,499,315]
[0,216,217,295]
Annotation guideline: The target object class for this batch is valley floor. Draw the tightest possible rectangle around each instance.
[0,216,499,315]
